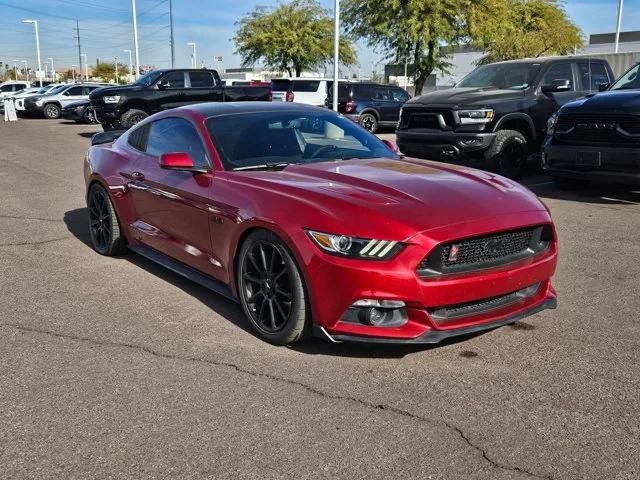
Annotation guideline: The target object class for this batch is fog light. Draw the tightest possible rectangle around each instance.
[459,137,483,146]
[356,306,408,328]
[352,299,405,308]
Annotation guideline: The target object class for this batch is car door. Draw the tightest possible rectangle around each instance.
[187,70,223,104]
[374,86,397,123]
[127,117,215,274]
[60,85,84,107]
[155,71,188,111]
[533,62,583,133]
[291,80,322,106]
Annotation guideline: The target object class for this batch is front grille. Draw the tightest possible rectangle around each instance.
[428,283,541,322]
[400,109,454,130]
[417,226,552,277]
[555,114,640,144]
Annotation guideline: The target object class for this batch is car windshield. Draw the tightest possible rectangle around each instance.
[134,70,163,86]
[457,62,542,90]
[206,110,398,171]
[609,63,640,91]
[46,85,68,95]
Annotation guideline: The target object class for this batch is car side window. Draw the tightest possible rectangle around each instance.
[15,84,26,91]
[577,62,610,91]
[391,88,410,102]
[189,71,215,88]
[292,80,321,92]
[145,117,208,168]
[127,123,150,152]
[374,86,392,100]
[161,71,185,89]
[64,86,84,96]
[610,63,640,91]
[542,63,574,91]
[1,85,14,92]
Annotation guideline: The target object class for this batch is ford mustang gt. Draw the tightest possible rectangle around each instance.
[84,102,558,345]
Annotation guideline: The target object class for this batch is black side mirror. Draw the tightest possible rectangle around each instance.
[541,79,571,93]
[598,82,610,92]
[157,80,170,90]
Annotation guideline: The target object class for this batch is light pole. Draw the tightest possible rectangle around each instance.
[47,57,54,81]
[115,57,119,84]
[332,0,340,112]
[187,42,197,68]
[12,60,20,80]
[81,53,88,81]
[20,60,28,81]
[614,0,624,53]
[22,20,42,87]
[131,0,140,79]
[124,49,132,82]
[71,65,76,82]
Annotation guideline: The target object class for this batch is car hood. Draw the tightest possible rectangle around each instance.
[406,87,526,108]
[559,90,640,114]
[90,84,140,98]
[235,158,547,240]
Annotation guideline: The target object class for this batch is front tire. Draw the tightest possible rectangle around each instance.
[484,130,527,178]
[237,230,310,345]
[87,183,127,256]
[83,107,97,124]
[43,103,61,119]
[120,109,148,128]
[359,112,378,133]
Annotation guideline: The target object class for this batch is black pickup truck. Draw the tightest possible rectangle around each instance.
[397,57,614,177]
[543,62,640,188]
[90,69,272,129]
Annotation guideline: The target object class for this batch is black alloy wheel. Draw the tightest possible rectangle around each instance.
[238,230,309,344]
[84,106,97,124]
[87,184,127,256]
[360,112,378,133]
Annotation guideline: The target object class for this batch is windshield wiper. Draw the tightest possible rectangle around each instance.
[233,162,291,171]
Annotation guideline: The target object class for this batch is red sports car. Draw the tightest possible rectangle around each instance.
[84,102,558,345]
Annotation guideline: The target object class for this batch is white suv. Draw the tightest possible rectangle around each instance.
[0,81,31,100]
[23,83,108,119]
[271,78,346,106]
[12,84,64,111]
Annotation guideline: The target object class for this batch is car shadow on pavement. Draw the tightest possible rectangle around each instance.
[63,207,493,358]
[532,183,640,205]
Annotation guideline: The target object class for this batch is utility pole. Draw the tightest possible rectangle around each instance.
[124,49,132,82]
[131,0,140,79]
[75,20,82,81]
[332,0,340,112]
[169,0,175,68]
[188,42,196,68]
[614,0,624,53]
[47,57,54,81]
[81,53,88,81]
[71,65,76,82]
[22,20,42,87]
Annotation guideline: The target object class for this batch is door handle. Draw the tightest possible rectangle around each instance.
[120,171,145,181]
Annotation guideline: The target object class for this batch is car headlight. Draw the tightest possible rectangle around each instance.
[103,95,120,104]
[306,230,404,260]
[457,109,494,124]
[547,113,558,135]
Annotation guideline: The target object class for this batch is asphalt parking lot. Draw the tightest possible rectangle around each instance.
[1,118,639,480]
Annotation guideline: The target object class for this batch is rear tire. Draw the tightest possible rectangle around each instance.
[484,130,527,178]
[87,183,128,256]
[43,103,61,119]
[120,109,148,128]
[359,112,378,133]
[237,229,310,345]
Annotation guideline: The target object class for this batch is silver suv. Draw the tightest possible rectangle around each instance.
[24,83,109,119]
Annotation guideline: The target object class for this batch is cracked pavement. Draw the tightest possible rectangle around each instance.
[1,119,639,479]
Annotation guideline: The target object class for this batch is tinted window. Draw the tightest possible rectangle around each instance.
[271,79,292,92]
[391,88,410,103]
[127,124,149,151]
[577,62,610,92]
[145,117,208,168]
[458,63,541,90]
[0,85,13,92]
[15,84,26,91]
[64,86,84,96]
[542,63,574,91]
[205,111,398,171]
[292,80,320,92]
[83,86,100,95]
[189,71,215,87]
[610,63,640,91]
[161,71,185,88]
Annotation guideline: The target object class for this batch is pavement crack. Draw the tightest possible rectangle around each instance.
[0,214,63,223]
[0,236,73,247]
[3,322,553,479]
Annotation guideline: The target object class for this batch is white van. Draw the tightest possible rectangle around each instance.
[271,78,343,106]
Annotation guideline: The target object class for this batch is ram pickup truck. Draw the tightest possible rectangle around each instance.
[90,69,272,129]
[543,62,640,188]
[396,56,614,177]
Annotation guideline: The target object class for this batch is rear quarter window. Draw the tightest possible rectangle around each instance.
[271,79,292,92]
[291,80,321,92]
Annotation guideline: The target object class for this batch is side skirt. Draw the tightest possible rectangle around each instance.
[129,244,238,303]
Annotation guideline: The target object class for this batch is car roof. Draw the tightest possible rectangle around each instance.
[179,101,329,118]
[487,56,610,66]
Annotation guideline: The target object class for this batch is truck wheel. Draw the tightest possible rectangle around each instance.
[43,103,61,119]
[485,130,527,178]
[359,113,378,133]
[120,109,148,128]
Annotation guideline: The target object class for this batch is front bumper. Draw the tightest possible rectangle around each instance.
[62,107,84,121]
[23,100,44,114]
[299,210,558,344]
[92,103,125,126]
[397,129,496,164]
[543,139,640,185]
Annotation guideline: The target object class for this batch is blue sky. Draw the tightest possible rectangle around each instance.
[1,0,639,74]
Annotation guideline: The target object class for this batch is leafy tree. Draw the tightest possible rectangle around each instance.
[468,0,583,64]
[93,62,130,84]
[234,0,356,77]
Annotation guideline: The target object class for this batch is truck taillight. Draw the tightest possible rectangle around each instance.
[345,100,356,113]
[285,91,295,102]
[267,90,272,102]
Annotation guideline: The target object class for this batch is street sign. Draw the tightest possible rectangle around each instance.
[35,70,45,79]
[4,100,18,121]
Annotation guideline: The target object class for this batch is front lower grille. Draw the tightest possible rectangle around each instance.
[418,226,552,277]
[428,283,541,322]
[555,114,640,144]
[400,109,454,130]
